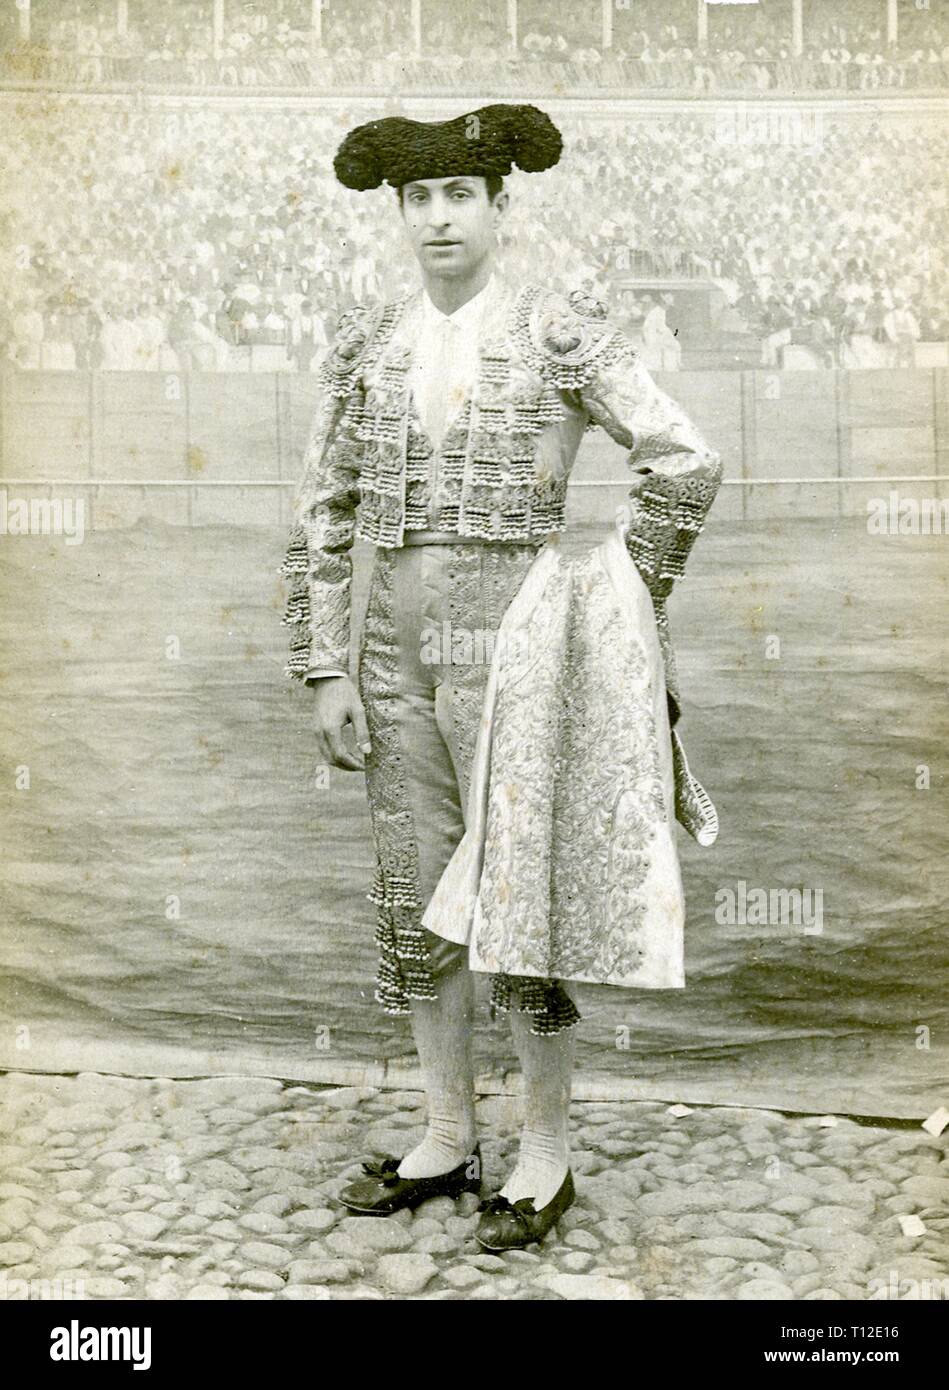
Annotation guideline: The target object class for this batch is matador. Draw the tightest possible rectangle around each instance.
[281,104,722,1250]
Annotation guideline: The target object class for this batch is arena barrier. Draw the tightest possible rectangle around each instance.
[1,366,946,526]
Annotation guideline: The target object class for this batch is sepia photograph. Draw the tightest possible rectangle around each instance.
[0,0,947,1329]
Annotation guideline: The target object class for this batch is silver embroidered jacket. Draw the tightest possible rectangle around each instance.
[281,278,722,724]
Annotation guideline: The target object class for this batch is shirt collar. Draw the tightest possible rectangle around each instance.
[420,275,495,334]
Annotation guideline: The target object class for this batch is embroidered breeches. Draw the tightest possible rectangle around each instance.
[356,540,581,1036]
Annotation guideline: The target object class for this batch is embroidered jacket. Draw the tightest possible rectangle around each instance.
[281,277,722,723]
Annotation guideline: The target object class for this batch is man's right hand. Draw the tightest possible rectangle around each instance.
[310,676,371,772]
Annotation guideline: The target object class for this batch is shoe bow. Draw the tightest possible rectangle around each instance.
[360,1154,402,1186]
[477,1193,537,1230]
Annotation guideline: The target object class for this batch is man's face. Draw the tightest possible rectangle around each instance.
[399,176,508,279]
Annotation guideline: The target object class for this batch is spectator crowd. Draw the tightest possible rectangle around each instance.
[1,100,945,372]
[1,0,947,92]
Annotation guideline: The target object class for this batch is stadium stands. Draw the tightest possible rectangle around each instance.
[1,101,945,371]
[1,0,947,92]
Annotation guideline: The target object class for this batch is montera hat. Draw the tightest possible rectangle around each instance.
[333,103,563,192]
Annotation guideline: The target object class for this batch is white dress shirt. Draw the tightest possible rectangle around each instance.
[305,278,494,683]
[410,276,493,451]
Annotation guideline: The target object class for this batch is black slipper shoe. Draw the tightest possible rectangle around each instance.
[475,1169,575,1251]
[338,1144,482,1216]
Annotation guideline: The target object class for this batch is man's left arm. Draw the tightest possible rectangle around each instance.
[576,328,723,606]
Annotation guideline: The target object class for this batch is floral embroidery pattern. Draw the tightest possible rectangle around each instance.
[473,556,671,985]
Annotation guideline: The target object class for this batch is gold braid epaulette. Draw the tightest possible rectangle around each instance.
[509,283,636,390]
[317,296,408,398]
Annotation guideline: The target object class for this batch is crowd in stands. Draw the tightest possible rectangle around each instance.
[1,0,947,91]
[1,101,945,372]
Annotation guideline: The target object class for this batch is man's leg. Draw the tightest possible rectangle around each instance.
[427,542,578,1200]
[499,984,577,1210]
[358,546,480,1181]
[397,543,546,1181]
[396,942,477,1179]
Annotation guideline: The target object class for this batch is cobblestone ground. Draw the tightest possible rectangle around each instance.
[1,1073,946,1301]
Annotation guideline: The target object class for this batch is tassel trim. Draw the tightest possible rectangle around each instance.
[368,867,438,1015]
[489,974,582,1037]
[367,863,582,1033]
[279,524,313,681]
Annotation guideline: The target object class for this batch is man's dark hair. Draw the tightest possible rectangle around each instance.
[395,174,505,206]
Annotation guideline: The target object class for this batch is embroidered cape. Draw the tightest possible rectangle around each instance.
[422,527,718,990]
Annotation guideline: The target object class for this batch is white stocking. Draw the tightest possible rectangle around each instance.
[500,994,576,1209]
[397,963,478,1179]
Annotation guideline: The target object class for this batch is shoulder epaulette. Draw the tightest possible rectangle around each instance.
[509,284,635,389]
[318,296,408,397]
